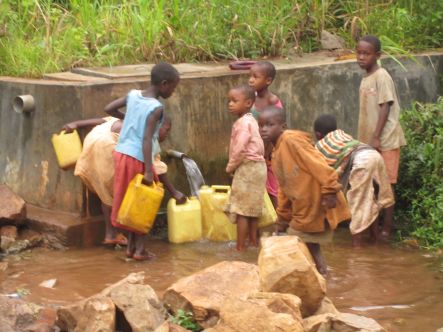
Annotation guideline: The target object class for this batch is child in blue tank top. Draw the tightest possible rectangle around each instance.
[104,62,180,261]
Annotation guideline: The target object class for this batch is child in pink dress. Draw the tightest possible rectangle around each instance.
[226,85,267,251]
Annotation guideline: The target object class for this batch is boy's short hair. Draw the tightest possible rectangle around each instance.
[262,106,286,124]
[151,62,180,85]
[255,61,276,80]
[360,35,381,53]
[314,114,337,136]
[233,85,256,102]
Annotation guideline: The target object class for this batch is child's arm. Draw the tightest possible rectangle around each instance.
[104,96,127,119]
[61,118,106,133]
[288,139,341,207]
[276,190,292,233]
[226,125,250,174]
[142,107,163,185]
[370,102,390,150]
[158,174,187,204]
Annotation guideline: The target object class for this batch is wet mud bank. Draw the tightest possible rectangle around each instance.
[0,229,442,331]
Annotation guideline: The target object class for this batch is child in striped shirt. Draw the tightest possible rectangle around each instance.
[314,114,394,247]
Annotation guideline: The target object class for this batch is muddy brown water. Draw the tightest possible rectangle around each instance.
[1,229,442,332]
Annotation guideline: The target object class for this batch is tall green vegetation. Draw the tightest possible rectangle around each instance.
[0,0,442,77]
[396,98,443,249]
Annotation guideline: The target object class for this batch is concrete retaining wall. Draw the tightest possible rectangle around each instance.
[0,54,441,214]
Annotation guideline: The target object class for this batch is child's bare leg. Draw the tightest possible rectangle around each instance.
[306,242,327,277]
[133,234,155,261]
[352,232,363,247]
[102,203,127,245]
[382,204,394,237]
[369,218,380,244]
[126,232,135,258]
[236,215,249,251]
[102,203,116,240]
[248,217,259,247]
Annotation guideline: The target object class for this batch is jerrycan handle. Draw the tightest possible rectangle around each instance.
[211,185,230,193]
[135,174,161,188]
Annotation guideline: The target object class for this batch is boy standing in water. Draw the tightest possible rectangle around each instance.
[357,35,406,238]
[226,85,267,251]
[105,62,180,261]
[258,107,350,276]
[249,61,283,208]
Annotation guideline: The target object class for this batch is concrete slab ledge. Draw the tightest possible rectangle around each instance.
[26,205,104,247]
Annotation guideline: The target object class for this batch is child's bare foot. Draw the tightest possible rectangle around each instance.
[133,251,156,261]
[102,233,128,246]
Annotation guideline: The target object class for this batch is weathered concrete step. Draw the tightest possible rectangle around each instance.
[71,63,227,79]
[26,205,104,247]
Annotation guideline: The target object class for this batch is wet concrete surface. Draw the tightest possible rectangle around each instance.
[0,228,442,331]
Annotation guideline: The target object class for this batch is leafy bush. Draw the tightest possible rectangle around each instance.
[170,309,202,332]
[395,98,443,249]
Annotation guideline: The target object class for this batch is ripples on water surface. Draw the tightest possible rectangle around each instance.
[1,229,442,331]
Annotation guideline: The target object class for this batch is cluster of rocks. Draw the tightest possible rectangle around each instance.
[0,185,44,256]
[50,236,385,332]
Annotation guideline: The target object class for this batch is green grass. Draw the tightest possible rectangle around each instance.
[396,98,443,249]
[0,0,442,77]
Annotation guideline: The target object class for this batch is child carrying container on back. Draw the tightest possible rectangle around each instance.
[104,62,180,261]
[226,85,267,251]
[249,61,283,208]
[258,106,350,276]
[62,116,124,245]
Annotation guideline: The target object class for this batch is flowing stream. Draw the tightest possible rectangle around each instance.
[0,229,442,331]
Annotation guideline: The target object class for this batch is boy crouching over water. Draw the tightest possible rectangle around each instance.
[258,107,350,276]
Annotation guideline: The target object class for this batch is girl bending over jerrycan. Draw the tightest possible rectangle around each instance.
[105,62,184,261]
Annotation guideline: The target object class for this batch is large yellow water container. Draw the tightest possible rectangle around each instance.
[117,174,164,234]
[51,130,83,169]
[199,185,237,241]
[258,193,277,228]
[167,197,202,244]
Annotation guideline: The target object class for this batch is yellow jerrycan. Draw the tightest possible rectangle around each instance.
[199,185,237,241]
[258,193,277,228]
[167,197,202,244]
[117,174,164,234]
[51,130,83,169]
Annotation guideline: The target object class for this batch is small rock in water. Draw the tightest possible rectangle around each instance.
[39,279,57,289]
[1,225,19,251]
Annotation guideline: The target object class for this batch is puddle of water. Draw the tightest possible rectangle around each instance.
[0,229,442,332]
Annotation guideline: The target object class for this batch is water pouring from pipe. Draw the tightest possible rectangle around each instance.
[167,150,206,197]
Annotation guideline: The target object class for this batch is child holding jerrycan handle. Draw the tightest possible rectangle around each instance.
[104,62,182,261]
[225,85,267,251]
